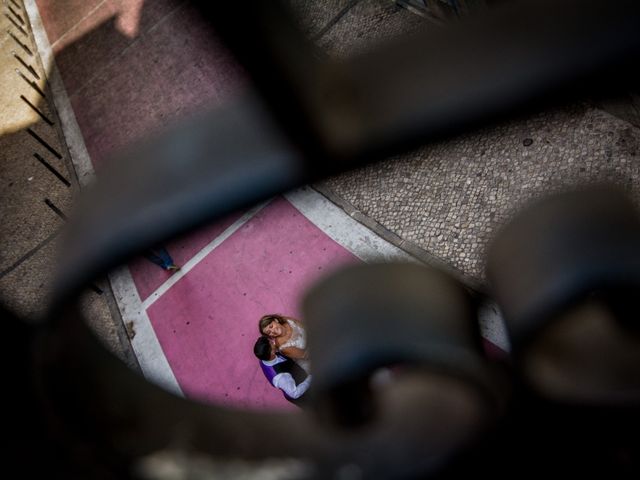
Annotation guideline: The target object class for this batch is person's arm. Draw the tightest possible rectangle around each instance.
[273,373,312,399]
[279,346,307,360]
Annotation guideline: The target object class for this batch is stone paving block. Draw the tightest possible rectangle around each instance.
[1,9,73,276]
[79,284,140,371]
[287,0,355,38]
[323,104,640,284]
[317,0,430,58]
[290,2,640,287]
[0,234,59,318]
[596,92,640,130]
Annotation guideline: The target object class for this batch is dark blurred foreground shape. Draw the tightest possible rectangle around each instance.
[6,0,640,478]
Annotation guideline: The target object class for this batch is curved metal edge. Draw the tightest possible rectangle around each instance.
[300,263,508,477]
[486,187,640,350]
[50,93,309,310]
[32,303,336,475]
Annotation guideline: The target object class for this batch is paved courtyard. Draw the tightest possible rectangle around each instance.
[1,0,638,406]
[293,0,640,288]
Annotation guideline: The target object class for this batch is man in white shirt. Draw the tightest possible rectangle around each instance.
[253,336,312,404]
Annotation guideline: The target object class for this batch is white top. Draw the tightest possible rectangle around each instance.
[279,319,310,372]
[280,319,306,350]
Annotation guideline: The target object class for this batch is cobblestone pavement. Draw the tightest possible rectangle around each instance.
[290,0,429,56]
[290,1,640,289]
[320,104,640,286]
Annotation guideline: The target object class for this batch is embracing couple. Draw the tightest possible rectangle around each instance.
[253,314,311,405]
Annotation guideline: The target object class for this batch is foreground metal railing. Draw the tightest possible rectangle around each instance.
[5,0,640,478]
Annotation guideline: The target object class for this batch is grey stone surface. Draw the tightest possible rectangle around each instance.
[321,104,640,285]
[1,4,137,370]
[297,2,640,287]
[0,234,58,318]
[79,284,140,371]
[1,8,72,315]
[596,92,640,130]
[317,0,430,58]
[0,129,70,269]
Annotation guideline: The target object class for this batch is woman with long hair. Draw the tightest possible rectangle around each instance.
[258,314,309,371]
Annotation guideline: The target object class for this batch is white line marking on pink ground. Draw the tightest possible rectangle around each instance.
[286,186,510,352]
[109,267,183,395]
[285,187,417,263]
[26,0,183,389]
[141,200,272,311]
[145,196,360,409]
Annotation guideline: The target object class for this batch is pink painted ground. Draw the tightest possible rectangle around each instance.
[146,197,360,410]
[36,0,356,411]
[483,338,508,360]
[128,211,242,301]
[36,0,244,170]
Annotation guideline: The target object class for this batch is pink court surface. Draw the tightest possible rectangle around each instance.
[126,193,505,411]
[139,196,360,410]
[32,0,368,411]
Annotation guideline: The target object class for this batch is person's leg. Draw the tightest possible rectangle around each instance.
[143,250,165,268]
[158,246,180,271]
[155,247,175,269]
[145,246,180,271]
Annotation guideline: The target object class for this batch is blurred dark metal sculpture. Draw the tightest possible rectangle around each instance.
[487,188,640,408]
[6,0,640,478]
